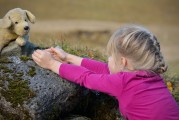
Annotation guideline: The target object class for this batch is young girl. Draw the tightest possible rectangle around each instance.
[32,24,179,120]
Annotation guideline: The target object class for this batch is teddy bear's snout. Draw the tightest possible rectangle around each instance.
[24,26,29,30]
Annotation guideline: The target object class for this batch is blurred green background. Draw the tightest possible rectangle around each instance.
[0,0,179,74]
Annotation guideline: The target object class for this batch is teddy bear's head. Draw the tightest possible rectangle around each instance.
[0,8,35,36]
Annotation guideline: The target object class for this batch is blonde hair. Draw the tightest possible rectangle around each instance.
[107,24,167,74]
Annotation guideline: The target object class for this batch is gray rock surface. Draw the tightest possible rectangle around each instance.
[0,55,82,120]
[0,41,86,120]
[1,40,39,57]
[0,41,21,57]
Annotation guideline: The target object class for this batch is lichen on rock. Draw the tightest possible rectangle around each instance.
[20,55,32,62]
[0,56,36,119]
[0,56,83,120]
[27,66,36,77]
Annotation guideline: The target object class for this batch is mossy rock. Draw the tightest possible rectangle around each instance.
[0,56,83,120]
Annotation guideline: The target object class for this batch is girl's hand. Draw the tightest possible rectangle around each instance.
[45,47,68,63]
[32,50,57,70]
[45,46,83,66]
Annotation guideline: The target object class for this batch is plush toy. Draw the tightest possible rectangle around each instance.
[0,8,35,54]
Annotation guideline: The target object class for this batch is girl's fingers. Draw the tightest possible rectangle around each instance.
[33,50,44,57]
[33,51,41,58]
[32,53,40,63]
[53,48,66,59]
[45,49,50,52]
[50,47,58,53]
[32,50,46,61]
[35,49,43,54]
[51,47,62,53]
[45,48,54,53]
[32,57,41,67]
[32,50,54,69]
[50,48,63,56]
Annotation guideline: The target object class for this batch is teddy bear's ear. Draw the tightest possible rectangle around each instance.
[0,16,12,28]
[25,10,36,24]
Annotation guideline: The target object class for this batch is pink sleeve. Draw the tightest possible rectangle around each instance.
[59,63,124,97]
[81,58,110,74]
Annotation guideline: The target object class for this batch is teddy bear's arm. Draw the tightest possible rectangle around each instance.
[15,35,28,46]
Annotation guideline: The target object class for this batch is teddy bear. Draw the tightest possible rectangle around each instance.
[0,8,35,54]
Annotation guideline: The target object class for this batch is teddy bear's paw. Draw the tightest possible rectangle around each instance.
[15,37,26,46]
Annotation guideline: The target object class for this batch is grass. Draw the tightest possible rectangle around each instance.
[163,73,179,103]
[0,0,179,25]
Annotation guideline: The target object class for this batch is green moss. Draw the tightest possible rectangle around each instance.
[27,66,36,77]
[12,72,24,78]
[20,55,32,62]
[0,65,13,73]
[1,78,36,108]
[0,64,36,108]
[0,63,36,119]
[0,80,3,87]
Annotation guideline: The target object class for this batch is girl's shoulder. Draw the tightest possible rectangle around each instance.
[117,70,162,81]
[116,70,163,89]
[119,70,159,77]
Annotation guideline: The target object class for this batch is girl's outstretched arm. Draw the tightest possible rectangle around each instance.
[66,54,110,74]
[66,53,83,66]
[47,47,83,66]
[80,58,110,74]
[49,47,110,74]
[59,63,123,97]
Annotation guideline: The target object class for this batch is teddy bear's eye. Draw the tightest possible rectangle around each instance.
[25,19,27,22]
[15,22,18,24]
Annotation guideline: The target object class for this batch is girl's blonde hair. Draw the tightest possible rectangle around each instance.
[107,24,167,74]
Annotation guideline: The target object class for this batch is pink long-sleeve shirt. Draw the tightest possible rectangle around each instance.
[59,58,179,120]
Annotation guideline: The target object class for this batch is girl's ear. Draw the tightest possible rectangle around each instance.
[121,57,134,71]
[25,10,36,23]
[0,16,12,28]
[121,57,127,67]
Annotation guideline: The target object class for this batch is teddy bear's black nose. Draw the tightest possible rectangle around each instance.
[24,26,29,30]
